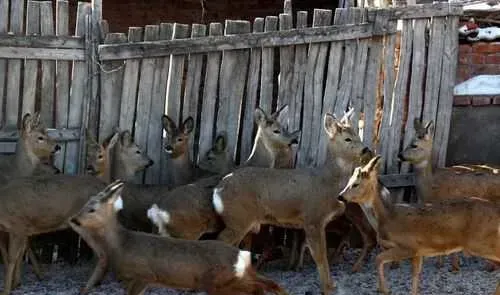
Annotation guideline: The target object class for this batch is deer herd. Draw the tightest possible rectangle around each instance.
[0,106,498,295]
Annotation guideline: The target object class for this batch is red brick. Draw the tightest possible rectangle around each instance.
[493,96,500,105]
[485,54,500,64]
[458,53,469,65]
[473,64,499,75]
[470,53,485,64]
[456,66,471,83]
[472,96,492,106]
[459,44,473,54]
[453,96,472,106]
[473,42,500,54]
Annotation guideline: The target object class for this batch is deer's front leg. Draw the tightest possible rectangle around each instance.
[305,224,334,295]
[375,247,414,295]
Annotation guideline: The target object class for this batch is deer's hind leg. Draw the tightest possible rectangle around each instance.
[125,280,147,295]
[2,235,28,295]
[375,247,414,295]
[305,224,334,295]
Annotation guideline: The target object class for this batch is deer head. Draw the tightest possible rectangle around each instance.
[20,112,61,162]
[398,119,434,167]
[162,115,194,159]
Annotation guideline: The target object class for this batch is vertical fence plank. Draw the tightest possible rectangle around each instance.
[40,1,56,127]
[146,23,173,184]
[162,23,189,184]
[197,23,223,163]
[290,11,308,137]
[5,0,25,128]
[423,16,446,130]
[99,33,127,140]
[240,18,264,162]
[134,25,160,184]
[65,2,91,175]
[278,13,294,114]
[0,0,7,126]
[434,15,460,168]
[298,9,331,168]
[259,16,278,114]
[22,0,40,117]
[401,18,427,173]
[183,24,207,162]
[218,20,251,162]
[119,27,143,132]
[55,0,70,172]
[350,9,369,130]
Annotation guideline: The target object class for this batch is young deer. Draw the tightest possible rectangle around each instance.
[69,180,288,295]
[338,155,500,295]
[399,118,500,271]
[212,112,372,295]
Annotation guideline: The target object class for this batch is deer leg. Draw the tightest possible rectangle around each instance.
[436,255,444,268]
[450,253,460,272]
[305,225,334,295]
[125,280,147,295]
[296,239,308,271]
[218,224,254,247]
[375,247,414,295]
[351,222,375,273]
[330,233,350,265]
[287,230,301,270]
[26,246,43,280]
[12,242,27,289]
[2,235,27,295]
[495,281,500,295]
[411,256,423,295]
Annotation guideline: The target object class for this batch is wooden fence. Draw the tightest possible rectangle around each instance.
[0,0,462,262]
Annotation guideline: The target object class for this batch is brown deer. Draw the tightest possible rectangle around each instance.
[399,118,500,271]
[211,112,372,295]
[69,180,288,295]
[338,155,500,295]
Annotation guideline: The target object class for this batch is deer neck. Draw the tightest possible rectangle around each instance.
[272,146,294,169]
[170,152,194,185]
[14,139,39,177]
[113,155,136,183]
[323,146,356,179]
[100,216,125,253]
[359,182,390,234]
[413,158,433,202]
[245,128,273,167]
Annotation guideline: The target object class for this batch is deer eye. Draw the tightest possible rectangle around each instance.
[345,138,352,142]
[273,130,280,134]
[136,150,141,154]
[352,183,359,188]
[38,136,44,141]
[98,155,103,159]
[410,144,418,148]
[88,208,96,213]
[177,138,183,142]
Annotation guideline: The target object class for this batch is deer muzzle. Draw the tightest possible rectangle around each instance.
[70,218,81,226]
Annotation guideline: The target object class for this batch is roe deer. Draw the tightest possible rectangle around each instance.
[69,180,288,295]
[212,112,372,295]
[338,155,500,295]
[399,118,500,271]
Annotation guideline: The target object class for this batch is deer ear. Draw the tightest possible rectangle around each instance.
[162,115,177,135]
[120,130,132,146]
[101,180,125,210]
[22,113,33,133]
[324,113,343,138]
[290,130,301,144]
[413,118,422,131]
[254,107,267,125]
[424,121,434,135]
[363,155,382,174]
[271,104,289,121]
[182,117,194,134]
[214,132,227,152]
[104,131,120,150]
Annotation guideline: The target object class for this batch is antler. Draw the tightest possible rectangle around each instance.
[340,108,355,125]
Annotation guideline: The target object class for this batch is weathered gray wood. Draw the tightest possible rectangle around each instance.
[378,173,415,188]
[197,23,223,164]
[283,0,292,14]
[298,9,331,168]
[367,3,463,21]
[387,20,413,175]
[433,16,459,168]
[401,18,427,173]
[80,14,93,174]
[218,20,251,161]
[146,23,173,184]
[0,128,80,142]
[54,0,70,172]
[350,9,369,130]
[40,1,56,127]
[290,11,308,135]
[65,2,91,175]
[135,25,160,184]
[377,21,397,173]
[22,0,41,117]
[240,18,264,162]
[0,35,84,49]
[5,0,24,128]
[0,0,8,126]
[423,17,446,140]
[98,23,378,60]
[182,24,207,162]
[278,13,294,115]
[259,16,278,114]
[99,33,127,141]
[0,47,85,60]
[118,27,143,132]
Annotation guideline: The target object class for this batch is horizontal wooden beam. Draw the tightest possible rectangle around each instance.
[0,46,85,60]
[378,173,415,188]
[98,23,380,60]
[368,3,463,21]
[0,128,81,142]
[0,34,84,49]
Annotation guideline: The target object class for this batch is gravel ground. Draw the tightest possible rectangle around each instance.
[5,249,499,295]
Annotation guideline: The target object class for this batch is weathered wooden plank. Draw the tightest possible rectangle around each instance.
[283,0,292,14]
[197,23,223,164]
[80,14,94,175]
[401,18,427,173]
[118,27,143,132]
[0,0,7,126]
[40,1,56,127]
[98,23,378,60]
[182,24,207,162]
[146,23,173,185]
[65,2,91,175]
[22,0,41,117]
[350,9,369,130]
[5,0,25,128]
[387,20,413,175]
[433,16,460,168]
[218,20,251,161]
[99,33,127,141]
[0,128,80,142]
[0,47,85,60]
[54,0,70,172]
[298,10,331,168]
[259,16,278,114]
[422,17,446,140]
[135,25,160,184]
[0,35,84,49]
[367,3,463,21]
[289,11,308,135]
[278,13,294,115]
[240,18,264,162]
[378,173,415,188]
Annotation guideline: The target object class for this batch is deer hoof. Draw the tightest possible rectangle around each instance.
[79,287,89,294]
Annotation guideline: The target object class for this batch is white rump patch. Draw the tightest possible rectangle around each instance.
[147,204,170,226]
[212,188,224,214]
[113,196,123,212]
[234,250,251,278]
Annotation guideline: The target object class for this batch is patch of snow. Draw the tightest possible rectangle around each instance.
[454,75,500,95]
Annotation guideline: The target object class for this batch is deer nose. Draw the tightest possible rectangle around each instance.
[147,159,154,167]
[53,145,61,152]
[361,147,370,155]
[397,153,405,161]
[164,145,173,153]
[70,218,81,226]
[338,194,347,202]
[290,138,299,145]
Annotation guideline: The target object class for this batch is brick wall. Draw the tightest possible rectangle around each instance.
[454,42,500,107]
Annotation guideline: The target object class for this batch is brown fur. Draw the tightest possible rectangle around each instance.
[339,155,500,295]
